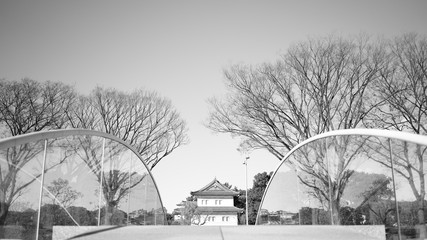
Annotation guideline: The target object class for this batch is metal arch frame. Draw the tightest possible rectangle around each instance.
[0,128,167,225]
[255,128,427,225]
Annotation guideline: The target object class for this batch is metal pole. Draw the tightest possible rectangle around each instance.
[36,139,48,240]
[127,152,132,225]
[154,189,157,225]
[325,145,334,225]
[244,156,249,225]
[388,139,402,240]
[144,176,147,225]
[97,138,106,226]
[295,168,301,225]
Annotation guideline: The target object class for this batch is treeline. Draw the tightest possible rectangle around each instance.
[5,204,161,227]
[3,204,161,240]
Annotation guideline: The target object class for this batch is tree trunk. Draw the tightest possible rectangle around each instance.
[103,204,113,225]
[417,198,426,239]
[416,146,426,239]
[0,203,10,226]
[331,200,340,225]
[417,195,425,224]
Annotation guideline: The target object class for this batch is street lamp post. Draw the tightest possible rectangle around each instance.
[244,156,249,225]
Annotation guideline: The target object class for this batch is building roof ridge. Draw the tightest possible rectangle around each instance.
[190,178,239,196]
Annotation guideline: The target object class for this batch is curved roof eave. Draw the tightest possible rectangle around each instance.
[191,178,239,196]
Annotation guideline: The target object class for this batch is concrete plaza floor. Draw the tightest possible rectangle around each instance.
[54,225,385,240]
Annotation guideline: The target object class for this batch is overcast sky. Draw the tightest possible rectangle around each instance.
[1,0,427,212]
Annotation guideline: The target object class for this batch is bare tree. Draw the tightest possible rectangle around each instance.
[207,35,386,224]
[57,134,153,225]
[0,78,76,225]
[67,87,188,170]
[66,87,188,224]
[367,33,427,231]
[176,200,210,225]
[45,178,83,208]
[359,175,395,225]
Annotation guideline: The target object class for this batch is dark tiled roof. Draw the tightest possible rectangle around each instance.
[192,191,238,196]
[191,178,239,196]
[197,206,243,213]
[194,195,233,199]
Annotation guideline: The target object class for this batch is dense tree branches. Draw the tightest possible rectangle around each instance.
[0,78,76,224]
[0,78,76,136]
[208,35,385,159]
[365,33,427,228]
[64,87,188,224]
[208,33,427,226]
[66,87,188,170]
[207,34,392,224]
[0,79,188,225]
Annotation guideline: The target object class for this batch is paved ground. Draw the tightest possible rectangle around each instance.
[54,225,385,240]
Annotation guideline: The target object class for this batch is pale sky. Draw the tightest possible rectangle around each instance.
[1,0,427,212]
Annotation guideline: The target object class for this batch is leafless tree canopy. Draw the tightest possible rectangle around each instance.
[207,33,427,224]
[370,33,427,134]
[45,178,83,208]
[0,78,76,224]
[365,33,427,227]
[0,78,76,137]
[64,87,188,224]
[66,87,188,170]
[0,79,188,225]
[207,34,385,160]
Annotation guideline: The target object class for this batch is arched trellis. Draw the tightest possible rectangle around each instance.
[255,129,427,239]
[0,129,167,239]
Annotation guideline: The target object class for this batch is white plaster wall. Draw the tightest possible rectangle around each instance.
[197,198,234,207]
[196,214,238,226]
